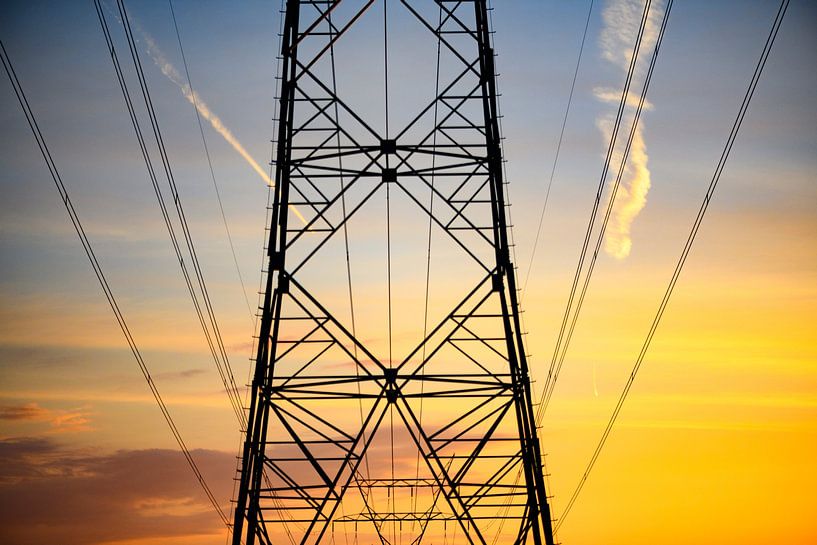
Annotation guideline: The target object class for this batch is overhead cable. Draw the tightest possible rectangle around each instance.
[539,0,654,418]
[540,0,674,418]
[95,0,246,428]
[522,0,595,298]
[554,0,790,529]
[0,37,230,529]
[167,0,256,325]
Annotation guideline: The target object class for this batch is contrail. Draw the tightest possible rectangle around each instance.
[138,28,307,224]
[596,0,663,259]
[142,32,270,185]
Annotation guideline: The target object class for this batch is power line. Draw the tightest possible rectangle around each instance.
[412,3,444,534]
[540,0,674,418]
[95,0,246,428]
[522,0,595,298]
[167,0,256,325]
[538,0,654,419]
[114,0,246,427]
[0,37,230,529]
[554,0,790,529]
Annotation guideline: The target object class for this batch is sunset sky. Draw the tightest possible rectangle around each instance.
[1,1,816,544]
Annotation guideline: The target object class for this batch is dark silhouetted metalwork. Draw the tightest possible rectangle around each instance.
[233,1,555,543]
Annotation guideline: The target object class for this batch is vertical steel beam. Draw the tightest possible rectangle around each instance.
[232,1,301,543]
[473,1,555,543]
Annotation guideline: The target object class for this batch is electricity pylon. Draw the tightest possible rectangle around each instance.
[233,1,555,543]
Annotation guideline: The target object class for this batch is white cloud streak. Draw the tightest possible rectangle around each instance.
[137,28,307,225]
[596,115,651,259]
[597,0,664,259]
[141,33,272,187]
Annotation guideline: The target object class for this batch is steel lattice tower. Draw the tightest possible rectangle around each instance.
[233,1,555,543]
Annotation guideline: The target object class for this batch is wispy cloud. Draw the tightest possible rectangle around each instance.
[596,0,664,259]
[0,403,93,433]
[132,22,307,225]
[593,85,654,110]
[0,390,232,410]
[599,0,662,71]
[0,403,48,421]
[139,33,272,187]
[596,115,651,258]
[152,368,206,381]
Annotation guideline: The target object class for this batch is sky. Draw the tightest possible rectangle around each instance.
[1,0,816,544]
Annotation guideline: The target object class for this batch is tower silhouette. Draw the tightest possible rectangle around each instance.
[233,1,555,543]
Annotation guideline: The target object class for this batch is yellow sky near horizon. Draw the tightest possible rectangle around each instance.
[2,196,815,544]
